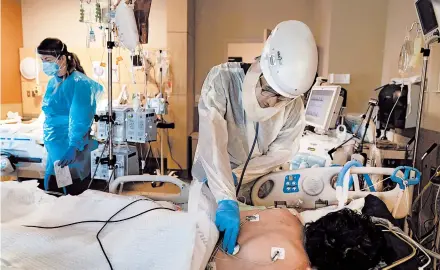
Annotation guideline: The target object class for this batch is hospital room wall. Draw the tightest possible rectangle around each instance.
[380,0,440,134]
[314,0,389,114]
[194,0,315,99]
[194,0,389,116]
[311,0,332,77]
[1,0,24,119]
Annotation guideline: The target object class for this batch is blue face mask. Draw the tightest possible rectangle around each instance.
[42,62,60,76]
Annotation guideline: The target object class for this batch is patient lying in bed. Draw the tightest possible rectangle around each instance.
[213,208,310,270]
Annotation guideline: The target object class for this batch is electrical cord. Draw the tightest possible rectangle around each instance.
[434,186,440,267]
[412,166,440,239]
[142,143,152,173]
[25,199,175,270]
[413,166,440,211]
[377,222,433,269]
[236,122,259,197]
[394,230,431,269]
[164,129,183,170]
[381,84,403,140]
[102,166,116,192]
[148,142,161,171]
[88,125,112,190]
[378,225,417,270]
[421,220,437,244]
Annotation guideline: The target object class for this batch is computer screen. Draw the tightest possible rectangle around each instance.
[416,0,439,35]
[305,86,341,130]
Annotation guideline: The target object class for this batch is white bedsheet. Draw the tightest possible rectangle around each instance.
[0,114,44,143]
[0,180,218,270]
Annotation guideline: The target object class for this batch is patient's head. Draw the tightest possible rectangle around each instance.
[304,209,385,270]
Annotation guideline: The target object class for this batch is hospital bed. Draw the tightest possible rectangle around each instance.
[1,176,218,270]
[0,114,46,179]
[0,166,421,269]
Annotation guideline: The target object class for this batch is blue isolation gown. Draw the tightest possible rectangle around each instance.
[42,71,103,182]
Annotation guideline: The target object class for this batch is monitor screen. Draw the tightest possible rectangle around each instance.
[305,89,336,128]
[416,0,439,35]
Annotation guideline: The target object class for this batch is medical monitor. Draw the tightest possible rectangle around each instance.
[415,0,440,40]
[305,85,342,131]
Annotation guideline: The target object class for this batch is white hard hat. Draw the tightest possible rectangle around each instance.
[260,20,318,98]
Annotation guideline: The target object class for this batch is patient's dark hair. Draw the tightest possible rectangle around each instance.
[37,38,85,75]
[304,209,386,270]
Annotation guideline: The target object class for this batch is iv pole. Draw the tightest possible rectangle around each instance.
[107,0,116,181]
[413,34,440,168]
[159,50,165,175]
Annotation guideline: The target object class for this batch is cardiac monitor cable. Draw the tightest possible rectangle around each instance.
[25,199,175,270]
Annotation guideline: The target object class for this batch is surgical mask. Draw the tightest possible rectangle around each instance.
[42,62,60,76]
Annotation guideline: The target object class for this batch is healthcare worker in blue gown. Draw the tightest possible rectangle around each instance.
[192,21,318,254]
[37,38,103,195]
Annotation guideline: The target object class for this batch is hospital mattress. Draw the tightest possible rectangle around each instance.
[0,180,218,270]
[0,117,44,144]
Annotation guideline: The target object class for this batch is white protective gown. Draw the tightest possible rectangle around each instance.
[192,62,305,202]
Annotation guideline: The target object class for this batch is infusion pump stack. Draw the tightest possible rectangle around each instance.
[92,106,158,181]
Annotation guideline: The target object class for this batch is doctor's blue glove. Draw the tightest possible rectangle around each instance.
[59,146,77,168]
[216,199,240,254]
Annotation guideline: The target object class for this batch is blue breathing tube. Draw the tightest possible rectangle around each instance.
[336,161,376,192]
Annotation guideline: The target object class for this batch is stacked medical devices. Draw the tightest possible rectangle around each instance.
[84,1,174,182]
[292,85,346,169]
[92,105,158,181]
[95,106,157,144]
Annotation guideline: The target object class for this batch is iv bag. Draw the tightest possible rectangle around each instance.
[409,37,423,69]
[398,39,413,76]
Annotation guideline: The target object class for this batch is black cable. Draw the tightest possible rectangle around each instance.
[236,122,259,197]
[88,129,111,190]
[424,218,435,234]
[165,129,183,170]
[96,201,170,270]
[358,103,375,153]
[327,105,371,159]
[102,166,116,192]
[422,220,438,246]
[148,142,161,170]
[381,87,402,140]
[24,206,175,229]
[25,199,175,270]
[418,187,434,238]
[142,143,152,173]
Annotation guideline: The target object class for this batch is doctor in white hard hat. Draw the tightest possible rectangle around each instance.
[192,20,318,254]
